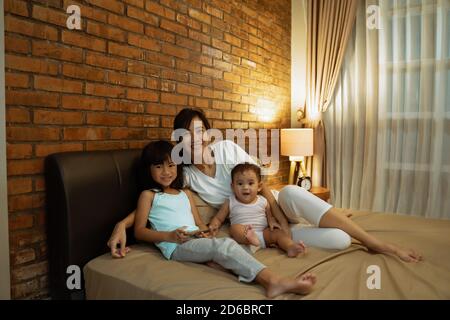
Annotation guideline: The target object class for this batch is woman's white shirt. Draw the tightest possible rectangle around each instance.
[183,140,257,208]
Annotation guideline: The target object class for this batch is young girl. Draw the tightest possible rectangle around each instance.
[209,163,307,257]
[134,140,317,298]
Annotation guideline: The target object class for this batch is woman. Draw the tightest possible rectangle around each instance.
[109,108,422,263]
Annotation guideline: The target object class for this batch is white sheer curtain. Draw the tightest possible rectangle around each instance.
[324,0,450,219]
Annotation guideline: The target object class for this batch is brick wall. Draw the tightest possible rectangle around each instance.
[4,0,291,298]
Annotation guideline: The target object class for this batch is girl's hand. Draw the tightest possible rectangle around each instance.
[168,227,191,244]
[208,218,221,237]
[108,222,129,258]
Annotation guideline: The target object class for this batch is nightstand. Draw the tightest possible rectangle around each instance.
[269,184,330,202]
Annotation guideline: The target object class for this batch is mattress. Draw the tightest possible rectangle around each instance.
[84,209,450,299]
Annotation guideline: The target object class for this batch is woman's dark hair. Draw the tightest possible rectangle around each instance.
[173,107,211,133]
[141,140,184,191]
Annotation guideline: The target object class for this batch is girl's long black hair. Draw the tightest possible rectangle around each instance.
[141,140,184,191]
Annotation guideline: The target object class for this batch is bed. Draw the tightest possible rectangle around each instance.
[45,149,450,300]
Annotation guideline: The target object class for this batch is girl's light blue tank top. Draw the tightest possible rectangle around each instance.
[148,190,198,259]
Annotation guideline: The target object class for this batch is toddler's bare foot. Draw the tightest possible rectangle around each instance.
[287,241,307,257]
[266,272,317,298]
[244,225,260,246]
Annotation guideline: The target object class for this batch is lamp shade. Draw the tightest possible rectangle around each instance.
[280,128,313,157]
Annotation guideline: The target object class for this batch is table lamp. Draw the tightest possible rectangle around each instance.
[280,128,314,186]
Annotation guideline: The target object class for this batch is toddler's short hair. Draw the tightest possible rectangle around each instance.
[231,162,261,182]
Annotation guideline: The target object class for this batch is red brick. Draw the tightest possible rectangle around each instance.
[127,115,159,127]
[35,143,83,157]
[128,33,161,52]
[161,93,187,105]
[212,100,231,110]
[127,5,159,25]
[9,213,34,229]
[62,95,106,111]
[63,128,109,141]
[7,127,60,141]
[108,42,145,60]
[212,38,231,53]
[176,36,201,52]
[161,43,190,59]
[213,60,232,72]
[204,110,222,119]
[126,89,159,102]
[86,21,127,43]
[5,35,30,54]
[5,16,58,41]
[232,121,249,129]
[202,66,222,79]
[203,2,223,18]
[8,178,33,195]
[31,5,67,27]
[62,64,105,82]
[161,69,188,82]
[12,261,48,282]
[12,280,39,299]
[146,78,160,90]
[6,108,30,123]
[123,0,144,8]
[5,73,29,88]
[5,0,29,16]
[213,79,233,91]
[160,19,187,37]
[127,61,160,77]
[161,116,175,128]
[108,13,144,33]
[34,76,83,94]
[86,83,126,98]
[177,59,201,74]
[177,83,202,97]
[146,104,177,116]
[34,110,83,125]
[87,0,124,14]
[213,120,231,129]
[145,51,175,68]
[62,0,107,23]
[202,89,223,100]
[223,112,241,121]
[188,8,211,24]
[7,144,33,160]
[35,177,45,192]
[176,13,201,30]
[86,113,127,126]
[108,71,145,88]
[13,248,36,266]
[86,52,127,71]
[6,91,59,108]
[61,31,107,52]
[86,141,128,151]
[109,100,144,113]
[9,229,46,248]
[145,25,175,43]
[32,40,83,63]
[5,54,58,75]
[224,92,241,102]
[110,128,146,140]
[145,1,175,20]
[195,97,210,109]
[8,195,33,212]
[189,29,211,45]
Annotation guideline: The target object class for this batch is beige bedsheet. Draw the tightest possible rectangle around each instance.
[84,209,450,299]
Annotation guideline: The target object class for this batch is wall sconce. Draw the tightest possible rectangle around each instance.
[256,98,276,122]
[296,105,305,122]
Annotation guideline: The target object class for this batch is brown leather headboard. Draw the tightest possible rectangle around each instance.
[45,149,145,299]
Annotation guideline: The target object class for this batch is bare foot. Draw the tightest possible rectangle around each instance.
[372,242,423,263]
[287,241,307,257]
[266,272,317,298]
[244,225,260,246]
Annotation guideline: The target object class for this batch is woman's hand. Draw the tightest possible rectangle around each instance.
[267,216,282,231]
[168,227,192,244]
[208,218,221,237]
[108,222,131,258]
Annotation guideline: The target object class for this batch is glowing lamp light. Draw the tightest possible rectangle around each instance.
[256,98,276,122]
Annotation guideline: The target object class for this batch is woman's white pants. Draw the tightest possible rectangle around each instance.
[273,185,351,250]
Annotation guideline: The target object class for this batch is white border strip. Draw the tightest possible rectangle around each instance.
[0,0,12,300]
